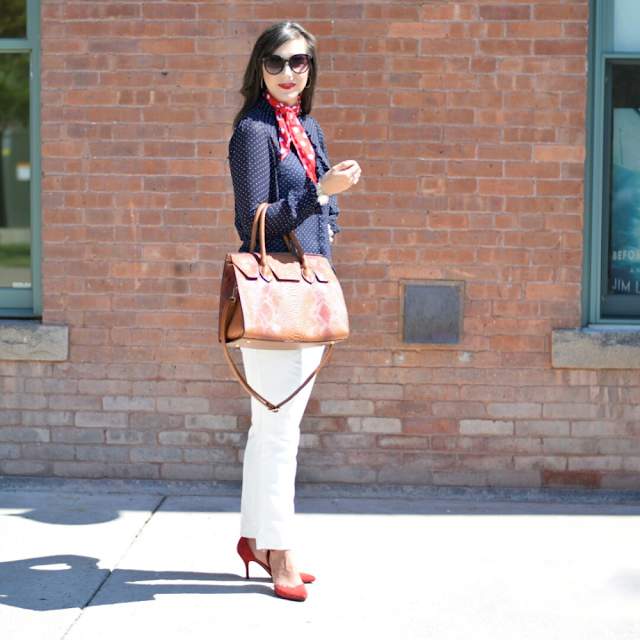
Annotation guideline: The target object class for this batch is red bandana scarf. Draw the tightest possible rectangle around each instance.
[263,90,317,184]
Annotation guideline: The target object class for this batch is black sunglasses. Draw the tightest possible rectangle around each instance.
[262,54,312,76]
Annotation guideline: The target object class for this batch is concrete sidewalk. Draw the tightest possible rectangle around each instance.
[1,480,640,640]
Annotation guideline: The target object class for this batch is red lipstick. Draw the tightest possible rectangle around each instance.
[278,83,295,89]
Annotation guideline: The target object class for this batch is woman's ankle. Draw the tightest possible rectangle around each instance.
[268,549,302,585]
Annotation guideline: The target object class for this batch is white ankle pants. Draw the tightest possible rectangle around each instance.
[239,345,325,550]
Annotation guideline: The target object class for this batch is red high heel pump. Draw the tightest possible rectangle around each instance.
[266,550,307,602]
[236,537,315,584]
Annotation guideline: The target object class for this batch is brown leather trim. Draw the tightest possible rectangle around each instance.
[221,295,335,412]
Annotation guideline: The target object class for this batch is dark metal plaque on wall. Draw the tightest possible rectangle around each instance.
[399,280,465,344]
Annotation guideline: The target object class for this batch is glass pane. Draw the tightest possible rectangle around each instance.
[614,0,640,52]
[608,65,640,297]
[0,52,31,289]
[0,0,27,39]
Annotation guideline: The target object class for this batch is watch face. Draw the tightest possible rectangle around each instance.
[318,195,329,205]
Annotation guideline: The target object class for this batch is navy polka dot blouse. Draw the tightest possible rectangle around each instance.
[228,96,341,266]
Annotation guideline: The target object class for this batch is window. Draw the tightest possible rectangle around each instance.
[0,0,41,318]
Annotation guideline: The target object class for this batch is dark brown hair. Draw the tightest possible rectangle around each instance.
[232,21,318,129]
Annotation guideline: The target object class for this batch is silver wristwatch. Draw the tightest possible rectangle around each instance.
[315,182,330,206]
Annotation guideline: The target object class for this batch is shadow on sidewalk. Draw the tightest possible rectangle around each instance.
[0,554,270,611]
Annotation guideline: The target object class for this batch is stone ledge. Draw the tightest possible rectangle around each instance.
[2,476,640,504]
[0,320,69,361]
[552,327,640,369]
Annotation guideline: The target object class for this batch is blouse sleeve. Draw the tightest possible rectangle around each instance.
[315,121,342,235]
[229,118,322,245]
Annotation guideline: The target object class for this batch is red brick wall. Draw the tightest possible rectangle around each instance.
[5,0,639,490]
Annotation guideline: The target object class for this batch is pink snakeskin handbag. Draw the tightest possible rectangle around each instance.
[218,202,350,412]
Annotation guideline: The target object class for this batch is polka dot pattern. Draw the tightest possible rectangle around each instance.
[229,96,341,267]
[263,91,318,183]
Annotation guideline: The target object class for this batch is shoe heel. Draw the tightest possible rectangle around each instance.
[237,537,254,580]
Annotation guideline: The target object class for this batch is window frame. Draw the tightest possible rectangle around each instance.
[0,0,42,318]
[584,0,640,325]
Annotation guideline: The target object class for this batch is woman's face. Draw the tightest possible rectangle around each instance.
[262,37,310,106]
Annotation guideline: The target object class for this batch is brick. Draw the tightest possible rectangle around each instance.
[402,418,459,435]
[514,455,567,472]
[568,457,623,472]
[297,467,377,484]
[299,434,321,449]
[543,438,598,455]
[53,461,107,478]
[487,470,541,488]
[0,427,50,443]
[487,403,542,419]
[300,417,345,432]
[105,430,156,445]
[53,428,105,444]
[76,446,129,462]
[432,402,486,419]
[377,436,430,450]
[160,464,217,481]
[1,460,54,476]
[0,410,20,426]
[458,454,514,471]
[130,447,183,463]
[543,404,598,420]
[159,431,211,446]
[0,443,22,460]
[348,418,402,434]
[320,400,374,416]
[390,23,446,39]
[106,463,161,479]
[542,471,601,489]
[156,397,210,413]
[432,470,488,487]
[23,411,76,432]
[321,434,376,450]
[298,450,348,467]
[103,396,155,411]
[534,6,589,21]
[571,421,637,438]
[0,394,47,410]
[378,459,434,484]
[516,420,571,437]
[600,473,640,490]
[431,436,483,453]
[534,145,586,163]
[209,464,243,482]
[76,412,128,428]
[185,415,237,430]
[480,5,530,21]
[50,395,101,411]
[21,443,75,461]
[460,420,513,435]
[184,448,236,464]
[128,413,183,430]
[622,458,640,472]
[598,440,640,455]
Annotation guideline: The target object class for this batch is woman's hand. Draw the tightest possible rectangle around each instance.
[319,160,361,196]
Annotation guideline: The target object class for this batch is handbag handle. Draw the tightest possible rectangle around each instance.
[249,203,314,283]
[220,292,335,412]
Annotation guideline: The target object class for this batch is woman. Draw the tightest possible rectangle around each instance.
[228,21,361,602]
